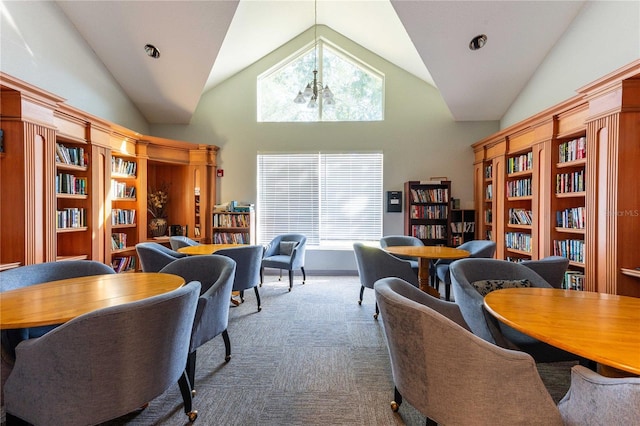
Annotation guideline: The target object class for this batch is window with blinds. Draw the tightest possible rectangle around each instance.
[257,152,383,247]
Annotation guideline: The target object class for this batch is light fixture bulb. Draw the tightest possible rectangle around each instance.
[469,34,487,51]
[144,44,160,59]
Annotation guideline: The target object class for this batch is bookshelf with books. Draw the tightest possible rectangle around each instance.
[450,209,476,246]
[109,144,140,272]
[404,180,452,246]
[212,207,255,244]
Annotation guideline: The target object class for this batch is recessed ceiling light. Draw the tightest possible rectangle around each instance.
[144,44,160,59]
[469,34,487,51]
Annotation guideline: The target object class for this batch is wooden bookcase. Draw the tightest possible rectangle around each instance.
[0,73,219,271]
[212,209,255,244]
[404,180,452,246]
[473,60,640,297]
[504,144,535,262]
[450,209,476,246]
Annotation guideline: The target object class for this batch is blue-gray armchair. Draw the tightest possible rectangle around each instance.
[520,256,570,289]
[261,233,307,291]
[136,241,186,272]
[216,244,264,312]
[353,242,418,319]
[4,281,201,425]
[159,255,236,401]
[170,235,200,251]
[379,235,424,276]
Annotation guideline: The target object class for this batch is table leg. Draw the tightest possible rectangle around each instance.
[418,258,441,299]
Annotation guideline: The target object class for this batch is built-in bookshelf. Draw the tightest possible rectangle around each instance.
[483,161,494,241]
[404,180,451,246]
[551,132,587,286]
[55,135,92,261]
[504,149,534,262]
[212,208,255,244]
[450,209,475,246]
[194,188,201,238]
[110,153,138,271]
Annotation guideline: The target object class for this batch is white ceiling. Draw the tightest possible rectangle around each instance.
[56,0,585,124]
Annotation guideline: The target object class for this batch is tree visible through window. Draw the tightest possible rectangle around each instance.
[257,152,383,247]
[258,38,384,122]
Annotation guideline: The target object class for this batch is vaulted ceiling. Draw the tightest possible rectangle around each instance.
[56,0,585,124]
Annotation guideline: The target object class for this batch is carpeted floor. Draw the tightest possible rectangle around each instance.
[4,275,574,425]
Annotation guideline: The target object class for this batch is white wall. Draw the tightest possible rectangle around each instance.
[502,0,640,128]
[0,1,148,133]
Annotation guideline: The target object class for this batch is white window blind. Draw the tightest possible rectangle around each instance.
[257,152,383,246]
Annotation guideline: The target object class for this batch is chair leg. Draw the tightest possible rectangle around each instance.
[254,286,262,312]
[185,351,196,395]
[301,266,306,284]
[358,285,365,305]
[222,329,231,362]
[260,266,264,286]
[239,290,245,303]
[391,386,403,412]
[279,269,282,281]
[178,370,198,422]
[288,270,294,291]
[445,274,452,301]
[374,301,379,320]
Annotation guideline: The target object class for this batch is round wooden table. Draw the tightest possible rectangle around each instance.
[177,243,244,255]
[0,273,185,329]
[384,245,470,297]
[484,287,640,376]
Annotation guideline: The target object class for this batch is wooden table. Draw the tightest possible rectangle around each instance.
[384,246,470,297]
[177,243,244,256]
[0,273,185,329]
[484,287,640,376]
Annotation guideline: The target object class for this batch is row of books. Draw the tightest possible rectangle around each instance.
[410,205,448,220]
[213,213,251,228]
[559,137,586,163]
[450,221,475,233]
[410,224,447,240]
[56,173,87,195]
[111,157,137,176]
[484,164,493,179]
[410,188,449,204]
[111,232,128,249]
[556,207,586,229]
[451,236,465,245]
[556,170,585,194]
[506,178,532,197]
[111,180,136,199]
[56,143,87,167]
[553,239,585,263]
[507,152,533,174]
[485,209,492,224]
[509,208,533,225]
[112,256,136,273]
[563,270,585,291]
[213,232,250,244]
[112,209,136,225]
[505,232,532,253]
[485,183,493,200]
[56,208,86,229]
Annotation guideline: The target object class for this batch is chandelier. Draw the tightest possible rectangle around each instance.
[293,0,335,108]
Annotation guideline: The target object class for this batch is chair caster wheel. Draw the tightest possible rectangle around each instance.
[358,300,362,305]
[191,389,196,397]
[257,306,262,312]
[288,288,292,292]
[225,355,231,362]
[391,401,399,412]
[187,410,198,422]
[373,313,379,320]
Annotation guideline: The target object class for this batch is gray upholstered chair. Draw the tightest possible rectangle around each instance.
[136,241,186,272]
[521,255,570,289]
[374,277,564,425]
[435,239,496,301]
[261,233,307,291]
[0,260,115,404]
[450,258,580,363]
[216,244,264,312]
[170,235,200,251]
[558,364,640,425]
[159,255,236,401]
[4,281,201,425]
[352,242,418,319]
[379,235,423,275]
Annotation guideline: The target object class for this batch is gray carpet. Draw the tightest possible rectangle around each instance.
[4,275,574,425]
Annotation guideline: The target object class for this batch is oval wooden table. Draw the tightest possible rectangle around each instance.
[484,287,640,376]
[177,243,244,256]
[384,245,470,298]
[0,272,185,329]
